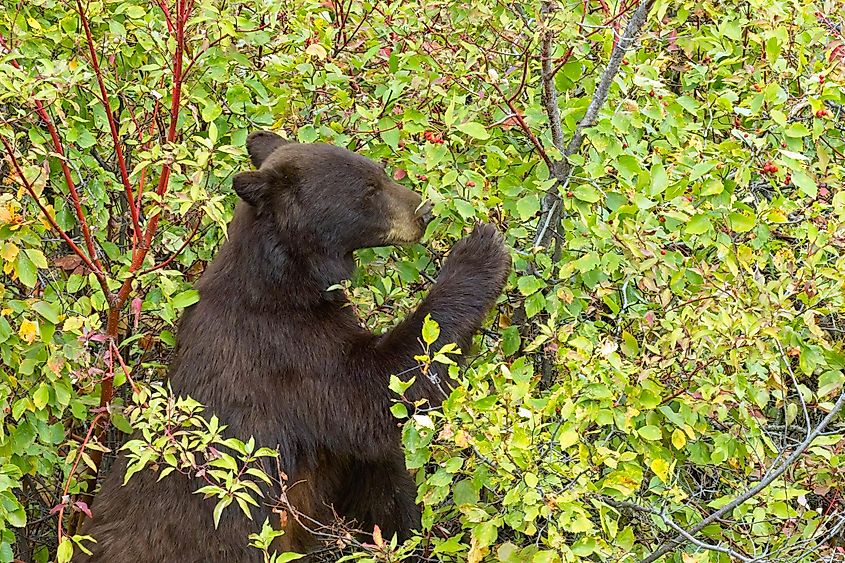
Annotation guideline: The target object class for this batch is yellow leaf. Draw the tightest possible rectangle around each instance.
[19,319,38,343]
[467,537,488,563]
[767,209,788,223]
[62,316,85,333]
[0,204,14,224]
[1,242,19,261]
[672,429,687,449]
[650,458,671,484]
[454,430,469,448]
[40,204,56,230]
[559,428,579,450]
[305,43,328,60]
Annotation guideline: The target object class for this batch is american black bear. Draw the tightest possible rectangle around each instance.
[76,131,510,561]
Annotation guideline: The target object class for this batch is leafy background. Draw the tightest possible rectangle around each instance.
[1,0,844,561]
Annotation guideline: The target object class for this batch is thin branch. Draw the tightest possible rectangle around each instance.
[603,498,754,563]
[641,389,845,563]
[0,35,106,277]
[0,137,104,286]
[137,214,204,275]
[540,1,565,158]
[489,80,555,171]
[775,338,811,436]
[56,412,107,544]
[75,0,142,249]
[141,0,190,252]
[534,0,656,248]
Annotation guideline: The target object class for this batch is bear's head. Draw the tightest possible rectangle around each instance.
[232,131,432,252]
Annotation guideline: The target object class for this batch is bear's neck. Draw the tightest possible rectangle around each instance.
[200,204,354,310]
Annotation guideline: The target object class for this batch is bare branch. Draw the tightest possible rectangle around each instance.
[602,498,755,563]
[534,0,656,248]
[641,389,845,563]
[540,1,565,159]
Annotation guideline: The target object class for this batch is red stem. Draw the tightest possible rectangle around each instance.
[155,0,175,33]
[71,0,192,525]
[110,341,140,395]
[489,81,555,171]
[0,37,107,283]
[138,215,203,275]
[57,411,107,543]
[142,0,188,251]
[0,137,106,289]
[74,0,142,251]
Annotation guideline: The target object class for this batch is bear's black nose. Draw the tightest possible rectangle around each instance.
[416,200,434,225]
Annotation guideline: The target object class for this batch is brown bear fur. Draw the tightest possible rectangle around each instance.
[76,132,510,561]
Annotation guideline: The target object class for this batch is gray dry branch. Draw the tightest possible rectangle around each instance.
[534,0,657,248]
[640,389,845,563]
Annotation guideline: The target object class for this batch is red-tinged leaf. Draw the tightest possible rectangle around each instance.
[829,41,845,63]
[372,524,384,548]
[132,297,142,330]
[393,168,407,181]
[50,503,65,515]
[54,254,82,270]
[74,501,93,519]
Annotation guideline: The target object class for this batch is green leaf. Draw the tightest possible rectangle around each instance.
[25,249,48,268]
[573,185,601,203]
[517,275,544,296]
[56,538,73,563]
[790,169,817,198]
[125,5,146,18]
[473,521,498,547]
[453,199,477,219]
[16,252,37,288]
[111,413,134,434]
[33,383,50,409]
[213,497,232,529]
[501,326,520,356]
[171,290,200,309]
[524,292,545,318]
[620,331,639,357]
[379,118,399,149]
[202,102,222,123]
[32,301,61,324]
[516,196,540,219]
[6,505,26,528]
[456,121,490,140]
[728,212,756,233]
[638,425,662,441]
[649,163,669,196]
[422,315,440,346]
[784,123,809,137]
[685,214,712,235]
[390,403,408,418]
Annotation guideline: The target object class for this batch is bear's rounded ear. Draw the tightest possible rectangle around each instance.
[232,170,269,207]
[246,131,289,169]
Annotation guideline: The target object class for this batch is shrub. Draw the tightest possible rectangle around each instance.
[1,0,843,561]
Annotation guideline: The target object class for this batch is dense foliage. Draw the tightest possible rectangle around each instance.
[1,0,844,561]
